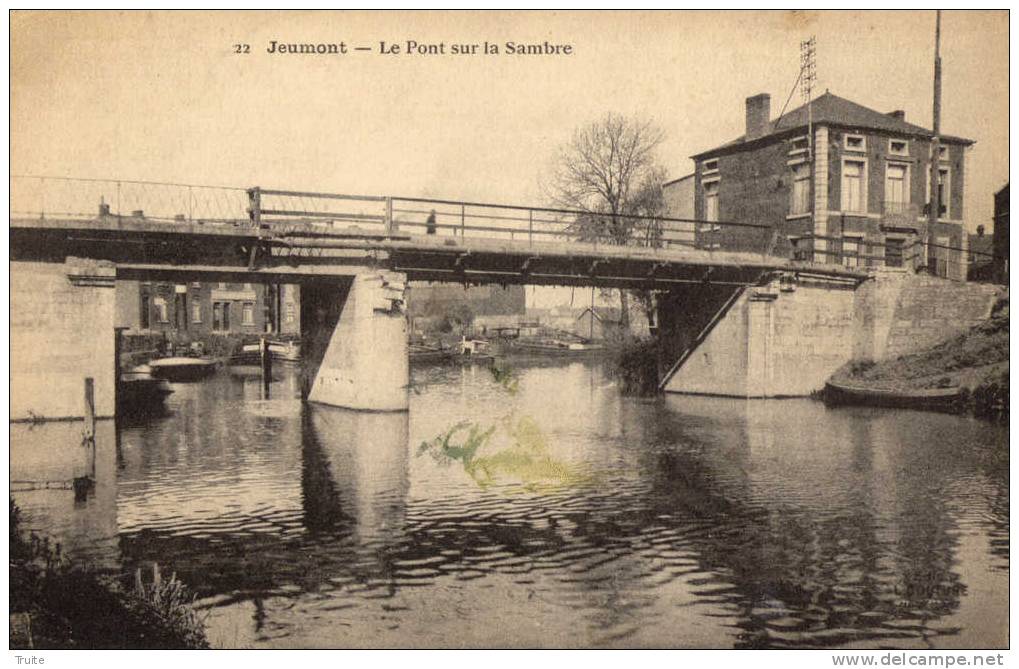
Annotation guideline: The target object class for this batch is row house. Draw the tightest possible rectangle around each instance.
[686,91,973,279]
[116,280,301,339]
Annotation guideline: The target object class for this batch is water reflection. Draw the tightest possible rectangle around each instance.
[8,362,1008,649]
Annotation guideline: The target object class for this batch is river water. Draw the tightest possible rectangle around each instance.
[10,359,1008,649]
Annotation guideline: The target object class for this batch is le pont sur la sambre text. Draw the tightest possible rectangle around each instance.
[262,40,574,55]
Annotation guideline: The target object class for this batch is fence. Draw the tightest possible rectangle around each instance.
[10,175,250,224]
[10,177,998,280]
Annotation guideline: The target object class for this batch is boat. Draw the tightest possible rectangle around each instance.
[117,367,174,414]
[148,356,219,382]
[822,380,963,412]
[511,338,606,356]
[409,343,455,364]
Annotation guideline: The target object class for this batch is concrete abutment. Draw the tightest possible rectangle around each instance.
[659,270,1003,398]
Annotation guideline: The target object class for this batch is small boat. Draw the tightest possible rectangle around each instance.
[823,380,963,412]
[148,357,219,382]
[409,343,455,364]
[117,368,174,414]
[511,338,606,356]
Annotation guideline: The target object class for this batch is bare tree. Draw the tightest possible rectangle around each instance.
[550,113,668,327]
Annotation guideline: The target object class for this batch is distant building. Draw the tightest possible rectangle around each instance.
[406,283,526,333]
[116,280,301,339]
[662,173,696,247]
[689,91,974,279]
[993,183,1009,284]
[966,225,995,281]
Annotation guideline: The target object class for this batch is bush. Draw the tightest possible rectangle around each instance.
[609,336,661,396]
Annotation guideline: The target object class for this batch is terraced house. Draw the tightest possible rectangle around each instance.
[687,91,973,279]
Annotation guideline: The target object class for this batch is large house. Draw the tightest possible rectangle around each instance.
[683,91,974,279]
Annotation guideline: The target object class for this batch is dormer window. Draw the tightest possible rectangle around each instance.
[888,139,909,157]
[844,134,866,152]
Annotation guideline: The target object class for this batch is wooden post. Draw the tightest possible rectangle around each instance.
[260,336,272,399]
[83,377,96,482]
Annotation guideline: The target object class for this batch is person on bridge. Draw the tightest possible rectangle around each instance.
[426,210,437,235]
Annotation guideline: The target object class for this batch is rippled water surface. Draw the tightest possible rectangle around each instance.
[10,360,1008,648]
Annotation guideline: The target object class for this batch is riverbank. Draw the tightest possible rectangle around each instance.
[9,500,209,649]
[828,299,1008,421]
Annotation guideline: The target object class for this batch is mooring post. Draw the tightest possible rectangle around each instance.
[82,376,97,488]
[260,336,272,399]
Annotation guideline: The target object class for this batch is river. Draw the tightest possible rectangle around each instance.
[9,359,1009,649]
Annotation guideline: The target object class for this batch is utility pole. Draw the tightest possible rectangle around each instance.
[927,10,943,271]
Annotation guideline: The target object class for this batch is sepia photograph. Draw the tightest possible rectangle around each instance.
[7,9,1010,655]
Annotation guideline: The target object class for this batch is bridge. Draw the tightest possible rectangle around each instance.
[10,176,1001,419]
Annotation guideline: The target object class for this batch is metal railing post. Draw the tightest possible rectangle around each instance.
[528,209,533,247]
[248,186,262,228]
[460,204,466,238]
[385,197,393,236]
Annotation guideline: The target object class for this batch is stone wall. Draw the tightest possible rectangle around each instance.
[11,259,116,420]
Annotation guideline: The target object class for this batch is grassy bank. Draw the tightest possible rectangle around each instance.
[829,300,1009,422]
[9,500,209,649]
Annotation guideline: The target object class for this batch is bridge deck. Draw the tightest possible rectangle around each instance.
[11,215,869,288]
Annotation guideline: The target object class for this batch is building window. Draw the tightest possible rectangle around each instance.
[191,302,202,324]
[702,159,718,174]
[926,167,951,218]
[153,296,169,323]
[885,163,909,208]
[213,302,231,331]
[937,145,949,161]
[191,282,201,288]
[285,301,296,324]
[790,162,811,215]
[217,282,227,290]
[885,238,905,267]
[788,136,809,155]
[842,236,862,267]
[844,134,866,151]
[703,180,719,222]
[242,302,255,326]
[842,159,867,213]
[888,139,909,157]
[243,283,252,291]
[140,294,150,329]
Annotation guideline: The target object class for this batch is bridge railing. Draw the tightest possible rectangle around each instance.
[252,188,779,257]
[794,233,998,282]
[10,175,250,225]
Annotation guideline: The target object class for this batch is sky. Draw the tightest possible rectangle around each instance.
[11,10,1008,236]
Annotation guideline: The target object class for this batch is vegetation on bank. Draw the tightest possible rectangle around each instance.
[9,500,209,649]
[829,299,1009,422]
[607,335,661,396]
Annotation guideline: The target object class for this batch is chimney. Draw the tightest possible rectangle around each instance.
[887,110,906,121]
[745,93,766,140]
[745,93,771,141]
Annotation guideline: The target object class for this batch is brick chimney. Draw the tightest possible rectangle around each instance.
[745,93,771,140]
[887,110,906,121]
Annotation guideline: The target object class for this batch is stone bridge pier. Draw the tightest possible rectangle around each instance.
[300,271,410,412]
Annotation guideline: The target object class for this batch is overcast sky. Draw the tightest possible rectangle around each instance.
[12,10,1008,234]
